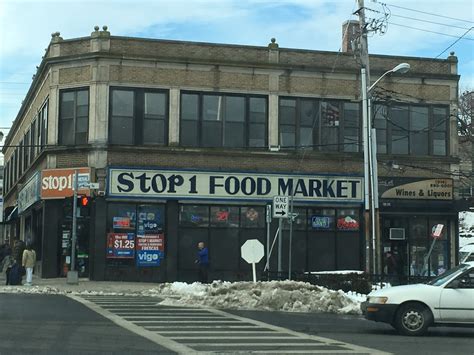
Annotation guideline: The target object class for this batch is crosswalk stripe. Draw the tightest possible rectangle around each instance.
[74,295,390,355]
[168,336,298,339]
[130,320,243,323]
[121,316,226,319]
[145,327,272,330]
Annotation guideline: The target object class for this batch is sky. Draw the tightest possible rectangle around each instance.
[0,0,473,136]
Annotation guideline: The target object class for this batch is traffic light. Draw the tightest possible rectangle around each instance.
[77,195,91,217]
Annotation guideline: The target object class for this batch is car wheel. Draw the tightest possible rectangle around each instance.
[395,303,432,336]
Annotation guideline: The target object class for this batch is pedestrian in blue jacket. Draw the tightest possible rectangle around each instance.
[196,242,209,283]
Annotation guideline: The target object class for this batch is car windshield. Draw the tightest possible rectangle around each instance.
[427,263,471,286]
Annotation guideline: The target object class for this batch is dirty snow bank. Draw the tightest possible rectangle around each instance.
[459,211,474,248]
[0,280,363,315]
[144,280,362,315]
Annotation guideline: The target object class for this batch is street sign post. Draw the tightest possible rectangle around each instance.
[423,224,444,275]
[273,195,288,274]
[241,239,265,283]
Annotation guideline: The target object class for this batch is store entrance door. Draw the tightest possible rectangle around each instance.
[59,220,90,278]
[382,240,408,284]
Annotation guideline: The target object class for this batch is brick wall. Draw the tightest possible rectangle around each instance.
[56,152,88,168]
[59,66,92,84]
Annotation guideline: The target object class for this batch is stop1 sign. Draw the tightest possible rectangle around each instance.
[241,239,264,264]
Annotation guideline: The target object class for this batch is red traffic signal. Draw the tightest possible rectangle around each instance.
[78,195,90,207]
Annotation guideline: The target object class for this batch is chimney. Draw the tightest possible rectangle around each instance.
[342,20,360,53]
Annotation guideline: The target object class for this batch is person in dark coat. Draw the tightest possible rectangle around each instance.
[1,249,15,285]
[195,242,210,284]
[12,239,26,265]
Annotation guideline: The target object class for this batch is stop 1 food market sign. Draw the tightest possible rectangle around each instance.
[136,234,165,267]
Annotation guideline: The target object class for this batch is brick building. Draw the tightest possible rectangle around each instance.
[2,26,462,281]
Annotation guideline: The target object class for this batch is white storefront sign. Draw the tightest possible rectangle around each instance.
[18,172,41,214]
[108,168,363,203]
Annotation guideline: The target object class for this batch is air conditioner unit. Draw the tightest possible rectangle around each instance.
[389,228,405,240]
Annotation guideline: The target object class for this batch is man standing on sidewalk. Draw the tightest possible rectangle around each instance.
[196,242,209,284]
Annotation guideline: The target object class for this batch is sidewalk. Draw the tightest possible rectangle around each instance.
[0,274,163,295]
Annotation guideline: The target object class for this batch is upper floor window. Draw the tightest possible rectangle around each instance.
[59,89,89,145]
[374,104,448,156]
[40,100,48,150]
[279,98,360,152]
[180,92,267,148]
[109,88,168,146]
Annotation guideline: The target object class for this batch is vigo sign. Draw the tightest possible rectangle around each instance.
[41,168,91,199]
[108,168,363,203]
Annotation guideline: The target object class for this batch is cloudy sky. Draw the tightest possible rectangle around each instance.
[0,0,473,134]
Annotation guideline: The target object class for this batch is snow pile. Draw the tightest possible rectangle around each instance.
[144,281,362,315]
[0,286,128,296]
[0,280,363,315]
[459,211,474,248]
[307,270,364,275]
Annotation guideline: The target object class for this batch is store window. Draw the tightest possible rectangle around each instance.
[336,209,360,231]
[309,208,336,230]
[409,217,428,276]
[433,107,448,155]
[180,92,267,148]
[320,101,340,152]
[343,102,360,152]
[210,206,239,228]
[109,88,168,146]
[179,205,209,227]
[240,206,265,228]
[59,89,89,145]
[374,104,449,156]
[106,203,165,264]
[428,219,449,276]
[30,118,36,162]
[283,207,307,230]
[279,97,360,152]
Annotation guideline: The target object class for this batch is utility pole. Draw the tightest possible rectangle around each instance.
[357,0,376,275]
[67,169,79,284]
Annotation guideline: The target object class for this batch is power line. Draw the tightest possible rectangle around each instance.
[379,2,474,24]
[0,82,30,85]
[388,22,474,40]
[435,26,474,58]
[389,14,473,31]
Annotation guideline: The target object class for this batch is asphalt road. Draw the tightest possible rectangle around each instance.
[0,293,472,354]
[0,294,174,354]
[226,309,474,355]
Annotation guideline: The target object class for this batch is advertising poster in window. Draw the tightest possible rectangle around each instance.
[113,217,131,229]
[106,233,135,258]
[136,234,165,267]
[311,216,331,230]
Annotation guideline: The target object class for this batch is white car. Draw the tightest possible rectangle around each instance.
[362,261,474,335]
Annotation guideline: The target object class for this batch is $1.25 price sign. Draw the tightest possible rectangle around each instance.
[106,233,135,258]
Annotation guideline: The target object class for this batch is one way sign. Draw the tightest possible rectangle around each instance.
[273,195,289,218]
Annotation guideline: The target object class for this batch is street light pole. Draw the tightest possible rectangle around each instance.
[363,63,410,275]
[361,67,371,273]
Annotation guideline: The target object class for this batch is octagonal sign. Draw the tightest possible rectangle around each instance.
[241,239,264,264]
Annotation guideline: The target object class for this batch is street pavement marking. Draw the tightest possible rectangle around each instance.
[169,336,299,339]
[115,318,226,321]
[68,295,198,354]
[76,295,391,355]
